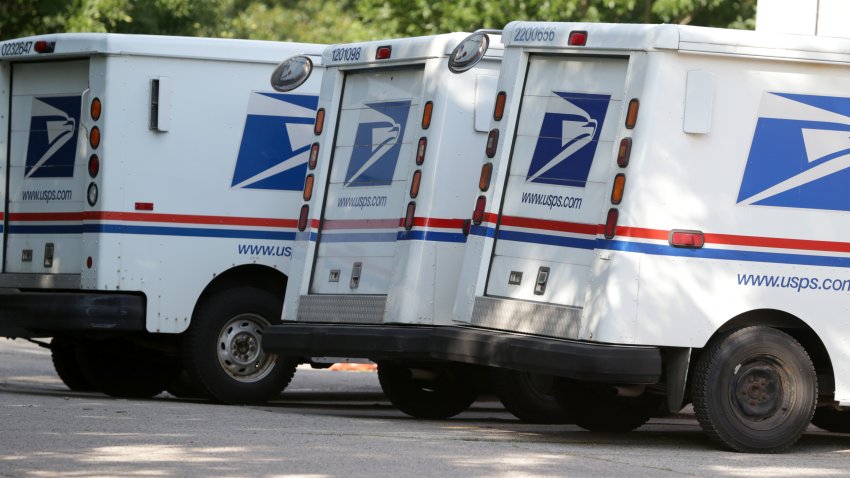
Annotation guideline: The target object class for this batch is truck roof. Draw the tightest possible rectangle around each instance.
[503,21,850,64]
[0,33,325,64]
[321,32,504,67]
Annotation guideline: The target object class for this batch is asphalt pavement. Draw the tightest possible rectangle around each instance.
[2,338,850,477]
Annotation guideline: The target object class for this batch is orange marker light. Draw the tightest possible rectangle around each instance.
[303,174,314,201]
[410,170,421,198]
[90,97,102,121]
[422,101,433,129]
[493,92,506,121]
[479,163,492,191]
[617,138,632,167]
[89,126,101,149]
[625,99,639,129]
[611,174,626,205]
[314,108,325,135]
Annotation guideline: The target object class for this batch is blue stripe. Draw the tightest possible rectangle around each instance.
[4,224,298,240]
[8,225,83,234]
[397,230,467,243]
[497,230,597,250]
[87,224,296,240]
[599,239,850,268]
[469,225,496,238]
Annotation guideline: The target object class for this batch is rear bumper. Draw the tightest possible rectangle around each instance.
[263,323,662,384]
[0,290,146,337]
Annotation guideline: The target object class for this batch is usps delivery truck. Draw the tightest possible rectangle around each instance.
[271,22,850,452]
[262,34,574,421]
[0,33,324,404]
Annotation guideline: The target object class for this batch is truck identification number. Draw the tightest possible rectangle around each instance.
[332,47,362,62]
[513,27,556,43]
[1,41,33,56]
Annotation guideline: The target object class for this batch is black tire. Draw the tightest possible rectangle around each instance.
[692,326,817,453]
[182,287,297,404]
[377,361,479,419]
[812,407,850,433]
[75,337,177,399]
[554,384,659,432]
[50,336,95,392]
[491,368,572,424]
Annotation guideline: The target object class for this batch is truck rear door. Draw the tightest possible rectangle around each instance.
[485,55,628,308]
[5,59,89,274]
[310,66,423,295]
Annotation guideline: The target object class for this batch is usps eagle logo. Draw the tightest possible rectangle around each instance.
[526,92,611,187]
[25,96,81,178]
[231,92,318,190]
[344,100,411,187]
[738,93,850,211]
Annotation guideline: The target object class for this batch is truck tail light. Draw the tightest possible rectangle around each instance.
[90,97,102,121]
[611,174,626,205]
[604,208,619,239]
[486,129,499,158]
[303,174,314,201]
[493,91,506,121]
[617,138,632,167]
[410,170,421,198]
[568,31,588,46]
[625,99,639,129]
[34,41,55,54]
[314,108,325,135]
[479,163,492,191]
[376,46,392,60]
[670,230,705,248]
[404,202,416,230]
[88,154,99,178]
[422,101,433,129]
[298,205,309,231]
[89,126,101,149]
[416,137,427,165]
[472,196,486,225]
[309,143,319,169]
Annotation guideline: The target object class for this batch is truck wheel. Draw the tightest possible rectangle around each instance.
[491,368,572,423]
[50,336,95,392]
[692,326,817,453]
[76,337,176,398]
[183,287,297,404]
[811,407,850,433]
[377,361,478,419]
[555,385,658,432]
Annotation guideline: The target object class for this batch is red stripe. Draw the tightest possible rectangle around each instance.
[704,232,850,253]
[8,212,85,221]
[616,226,668,241]
[319,217,466,231]
[412,217,465,228]
[491,215,850,255]
[499,215,598,235]
[9,211,296,228]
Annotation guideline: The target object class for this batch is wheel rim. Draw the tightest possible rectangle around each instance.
[729,357,790,430]
[217,314,277,383]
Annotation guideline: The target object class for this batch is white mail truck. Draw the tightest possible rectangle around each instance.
[262,34,573,422]
[271,22,850,452]
[0,33,324,404]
